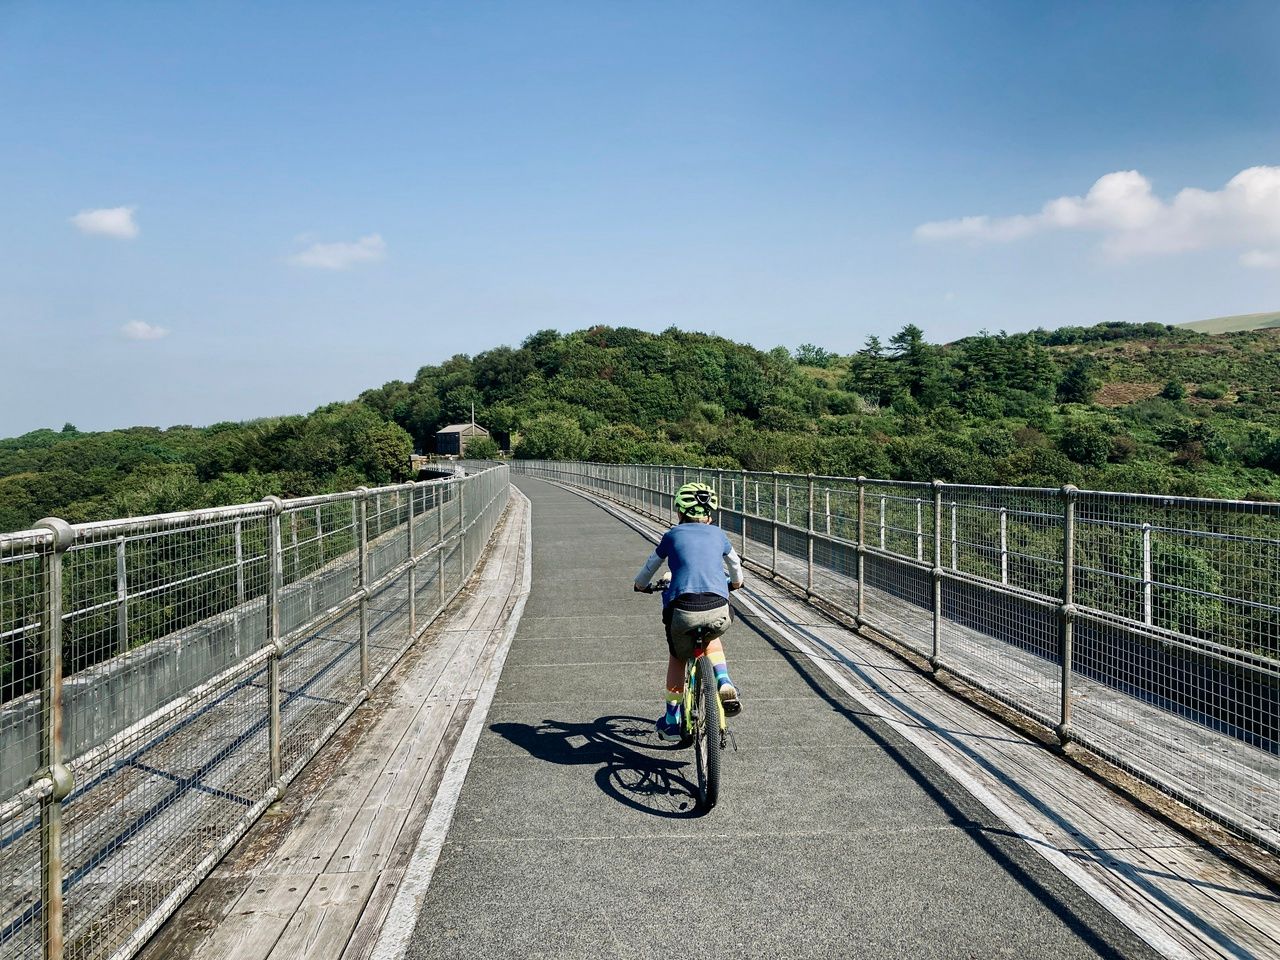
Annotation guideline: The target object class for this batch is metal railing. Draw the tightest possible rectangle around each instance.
[514,460,1280,854]
[0,464,511,960]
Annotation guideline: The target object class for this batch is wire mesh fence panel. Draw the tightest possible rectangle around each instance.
[367,572,411,681]
[942,580,1061,727]
[861,553,933,659]
[61,662,271,960]
[62,511,274,773]
[0,792,45,960]
[278,615,364,777]
[1069,614,1279,842]
[1,531,53,801]
[811,535,858,611]
[1075,492,1280,659]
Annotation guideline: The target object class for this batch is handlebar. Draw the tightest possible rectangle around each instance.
[640,575,744,594]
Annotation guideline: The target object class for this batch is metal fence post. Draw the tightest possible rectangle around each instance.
[740,468,749,562]
[999,507,1009,584]
[262,497,284,793]
[931,482,944,670]
[915,499,924,562]
[115,536,128,656]
[771,472,780,575]
[459,479,468,574]
[234,520,245,605]
[1142,522,1153,625]
[825,488,831,536]
[879,497,886,549]
[315,506,325,564]
[357,489,370,690]
[856,478,866,624]
[437,484,446,610]
[1057,485,1078,746]
[35,517,73,960]
[290,512,300,582]
[806,474,815,593]
[950,501,958,570]
[407,484,417,637]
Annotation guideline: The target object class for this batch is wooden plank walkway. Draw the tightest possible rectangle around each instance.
[137,489,531,960]
[581,486,1280,960]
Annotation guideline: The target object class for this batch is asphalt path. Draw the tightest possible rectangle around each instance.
[404,478,1159,960]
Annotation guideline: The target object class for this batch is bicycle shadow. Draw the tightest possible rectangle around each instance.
[489,715,707,819]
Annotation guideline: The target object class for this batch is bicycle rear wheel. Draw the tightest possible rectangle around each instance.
[693,655,721,809]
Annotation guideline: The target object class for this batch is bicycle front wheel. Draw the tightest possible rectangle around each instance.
[694,655,721,810]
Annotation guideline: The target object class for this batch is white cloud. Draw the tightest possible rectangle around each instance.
[916,166,1280,261]
[288,233,386,270]
[1241,249,1280,269]
[71,206,139,239]
[120,320,169,341]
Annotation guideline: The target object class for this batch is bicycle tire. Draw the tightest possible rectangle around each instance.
[695,654,721,809]
[678,658,695,749]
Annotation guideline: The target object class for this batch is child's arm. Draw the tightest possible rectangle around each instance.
[723,533,744,590]
[633,550,665,591]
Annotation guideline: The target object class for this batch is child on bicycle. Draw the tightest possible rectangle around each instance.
[633,481,744,741]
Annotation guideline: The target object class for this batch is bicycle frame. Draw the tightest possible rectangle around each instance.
[683,642,728,738]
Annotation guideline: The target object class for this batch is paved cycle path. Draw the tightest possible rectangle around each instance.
[403,479,1157,960]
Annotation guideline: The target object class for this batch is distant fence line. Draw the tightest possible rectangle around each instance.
[514,460,1279,854]
[0,464,511,960]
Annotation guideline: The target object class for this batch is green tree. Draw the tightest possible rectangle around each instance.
[794,343,835,367]
[358,420,414,483]
[1059,423,1111,467]
[465,436,501,459]
[1057,357,1101,404]
[515,414,589,460]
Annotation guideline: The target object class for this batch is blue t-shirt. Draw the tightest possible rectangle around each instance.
[656,523,733,607]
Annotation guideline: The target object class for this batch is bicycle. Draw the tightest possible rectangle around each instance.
[643,578,729,811]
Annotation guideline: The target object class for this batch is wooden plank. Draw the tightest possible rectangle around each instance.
[247,702,430,877]
[266,870,378,960]
[384,703,473,873]
[191,874,316,960]
[129,876,248,960]
[323,701,459,872]
[337,866,407,960]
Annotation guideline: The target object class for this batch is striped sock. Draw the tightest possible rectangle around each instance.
[664,688,682,723]
[707,650,733,689]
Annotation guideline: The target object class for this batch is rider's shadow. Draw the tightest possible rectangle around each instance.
[489,715,707,818]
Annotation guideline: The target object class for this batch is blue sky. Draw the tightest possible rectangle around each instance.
[2,1,1278,435]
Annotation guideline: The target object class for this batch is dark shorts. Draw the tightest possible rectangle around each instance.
[662,592,732,661]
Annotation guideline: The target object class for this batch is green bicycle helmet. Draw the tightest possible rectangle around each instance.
[674,481,718,518]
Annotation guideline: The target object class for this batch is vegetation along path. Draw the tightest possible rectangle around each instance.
[397,477,1159,960]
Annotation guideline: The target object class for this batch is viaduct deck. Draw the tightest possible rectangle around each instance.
[145,477,1280,960]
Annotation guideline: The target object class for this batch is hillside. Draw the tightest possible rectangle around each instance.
[3,321,1280,531]
[1180,311,1280,334]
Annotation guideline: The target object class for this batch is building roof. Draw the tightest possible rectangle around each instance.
[436,423,490,435]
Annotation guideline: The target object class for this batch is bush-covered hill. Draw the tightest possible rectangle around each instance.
[3,320,1279,530]
[361,323,1280,499]
[0,405,413,531]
